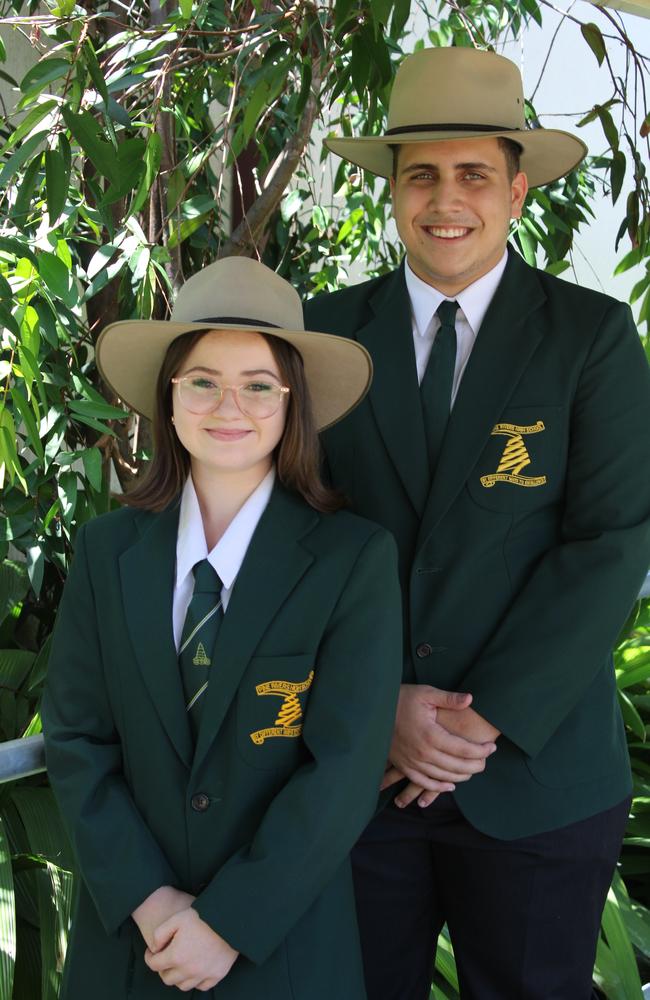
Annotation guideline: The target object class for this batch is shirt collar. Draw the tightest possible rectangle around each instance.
[404,250,508,337]
[176,467,275,592]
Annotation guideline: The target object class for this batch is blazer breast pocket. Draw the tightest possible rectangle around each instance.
[467,405,566,514]
[236,653,315,771]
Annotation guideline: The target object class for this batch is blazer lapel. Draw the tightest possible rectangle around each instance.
[120,504,194,769]
[357,266,431,515]
[417,250,547,549]
[192,485,317,774]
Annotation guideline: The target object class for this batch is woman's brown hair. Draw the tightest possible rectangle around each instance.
[121,329,345,513]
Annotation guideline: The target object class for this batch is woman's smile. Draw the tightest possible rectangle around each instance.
[204,426,253,441]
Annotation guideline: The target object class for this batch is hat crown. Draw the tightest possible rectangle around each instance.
[170,256,305,331]
[387,48,526,133]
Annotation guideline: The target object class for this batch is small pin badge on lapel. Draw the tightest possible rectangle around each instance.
[480,420,547,488]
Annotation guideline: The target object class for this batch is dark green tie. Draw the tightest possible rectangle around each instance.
[179,559,223,739]
[420,299,458,474]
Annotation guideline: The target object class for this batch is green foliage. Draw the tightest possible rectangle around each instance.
[0,0,648,996]
[0,568,74,999]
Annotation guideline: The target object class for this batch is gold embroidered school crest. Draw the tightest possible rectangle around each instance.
[480,421,547,489]
[249,671,315,745]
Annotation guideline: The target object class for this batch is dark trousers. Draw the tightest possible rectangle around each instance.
[352,794,630,1000]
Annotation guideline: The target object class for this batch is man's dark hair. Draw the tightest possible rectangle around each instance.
[498,137,522,180]
[390,136,522,181]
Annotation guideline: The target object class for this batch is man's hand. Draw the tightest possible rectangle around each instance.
[131,886,196,952]
[380,685,497,808]
[437,705,500,744]
[144,908,239,992]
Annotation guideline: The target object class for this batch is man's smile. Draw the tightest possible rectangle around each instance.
[421,225,473,239]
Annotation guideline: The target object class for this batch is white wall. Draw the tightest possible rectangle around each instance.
[503,0,649,306]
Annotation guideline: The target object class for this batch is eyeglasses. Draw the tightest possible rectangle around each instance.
[171,375,290,419]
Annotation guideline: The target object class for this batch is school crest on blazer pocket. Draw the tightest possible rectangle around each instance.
[250,670,315,745]
[468,406,566,513]
[480,420,547,489]
[237,653,314,769]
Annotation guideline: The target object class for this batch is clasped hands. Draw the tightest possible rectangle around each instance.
[132,885,239,993]
[381,684,500,809]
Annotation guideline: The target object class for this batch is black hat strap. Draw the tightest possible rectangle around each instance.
[194,316,281,328]
[385,122,519,136]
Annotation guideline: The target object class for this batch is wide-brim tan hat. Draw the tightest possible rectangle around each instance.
[327,47,587,187]
[97,257,372,430]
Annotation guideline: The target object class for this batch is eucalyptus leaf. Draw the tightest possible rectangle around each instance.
[581,22,606,67]
[26,545,45,601]
[11,387,45,462]
[37,252,75,307]
[67,399,127,421]
[57,470,78,526]
[11,154,42,226]
[0,130,49,188]
[20,58,70,96]
[45,149,69,222]
[81,448,103,492]
[60,107,119,185]
[1,100,58,156]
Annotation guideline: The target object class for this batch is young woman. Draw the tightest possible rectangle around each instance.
[42,257,402,1000]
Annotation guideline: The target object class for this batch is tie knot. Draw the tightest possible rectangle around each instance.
[436,299,459,328]
[192,559,222,595]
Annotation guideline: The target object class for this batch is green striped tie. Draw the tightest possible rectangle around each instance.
[179,560,223,739]
[421,299,458,474]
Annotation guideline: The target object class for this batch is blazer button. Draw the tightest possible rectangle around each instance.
[416,642,432,658]
[191,793,210,812]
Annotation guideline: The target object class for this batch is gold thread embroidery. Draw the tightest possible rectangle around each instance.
[480,421,547,489]
[250,726,303,746]
[250,670,314,745]
[192,642,211,666]
[255,675,314,696]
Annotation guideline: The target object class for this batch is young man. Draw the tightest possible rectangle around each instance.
[305,47,650,1000]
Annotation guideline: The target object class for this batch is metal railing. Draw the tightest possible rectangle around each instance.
[0,734,45,784]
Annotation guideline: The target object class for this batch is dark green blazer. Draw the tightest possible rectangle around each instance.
[305,247,650,840]
[42,484,402,1000]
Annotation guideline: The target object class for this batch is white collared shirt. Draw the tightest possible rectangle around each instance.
[172,467,275,650]
[404,251,508,404]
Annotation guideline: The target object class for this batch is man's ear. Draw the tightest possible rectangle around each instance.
[510,171,529,220]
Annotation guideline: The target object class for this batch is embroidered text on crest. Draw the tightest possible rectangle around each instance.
[480,421,547,489]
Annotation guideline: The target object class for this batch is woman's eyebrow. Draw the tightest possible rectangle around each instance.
[182,365,280,379]
[240,368,281,379]
[184,365,220,375]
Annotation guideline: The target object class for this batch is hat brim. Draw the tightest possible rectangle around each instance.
[326,127,587,187]
[96,320,372,431]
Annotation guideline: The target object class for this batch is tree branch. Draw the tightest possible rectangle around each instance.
[218,58,324,259]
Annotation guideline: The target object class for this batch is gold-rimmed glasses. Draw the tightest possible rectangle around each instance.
[171,375,290,419]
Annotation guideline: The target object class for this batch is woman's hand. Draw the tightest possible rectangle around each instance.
[144,908,239,992]
[131,886,195,952]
